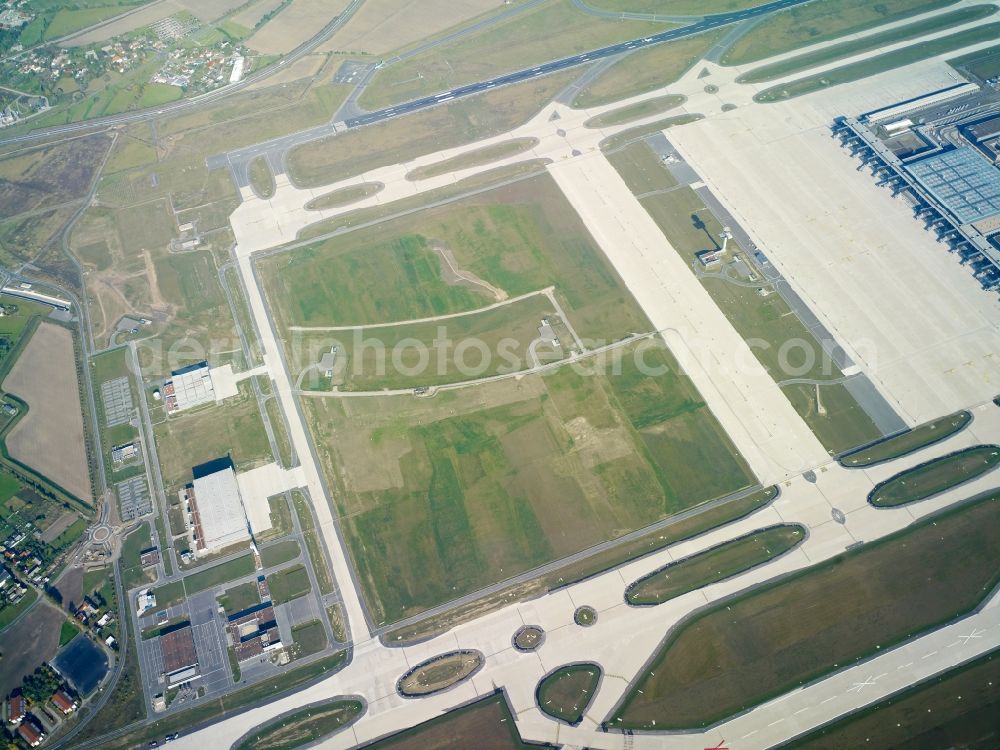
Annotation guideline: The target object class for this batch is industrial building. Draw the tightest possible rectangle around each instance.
[163,361,216,414]
[182,457,251,556]
[158,624,200,686]
[226,599,283,663]
[833,82,1000,294]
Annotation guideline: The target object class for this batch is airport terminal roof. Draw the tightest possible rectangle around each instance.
[190,460,249,552]
[904,146,1000,225]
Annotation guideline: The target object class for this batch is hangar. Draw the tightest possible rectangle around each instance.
[182,457,251,556]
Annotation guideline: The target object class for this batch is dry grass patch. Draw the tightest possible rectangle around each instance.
[247,0,350,54]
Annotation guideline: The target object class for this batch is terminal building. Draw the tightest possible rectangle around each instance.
[181,457,252,556]
[163,361,216,414]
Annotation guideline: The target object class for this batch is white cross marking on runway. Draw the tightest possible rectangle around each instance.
[958,628,986,644]
[848,675,877,693]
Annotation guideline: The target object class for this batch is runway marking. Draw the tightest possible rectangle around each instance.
[959,628,985,644]
[793,707,809,715]
[820,696,836,704]
[740,730,757,739]
[848,675,876,693]
[921,650,938,659]
[897,662,913,670]
[768,719,783,727]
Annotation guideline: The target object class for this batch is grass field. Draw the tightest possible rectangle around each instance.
[405,138,538,181]
[574,29,725,107]
[290,292,563,391]
[184,554,256,594]
[868,445,1000,507]
[609,490,1000,729]
[289,619,327,659]
[722,0,959,65]
[305,183,384,211]
[263,175,650,346]
[260,539,300,568]
[234,698,363,750]
[119,522,154,591]
[360,692,541,749]
[588,0,769,12]
[738,5,997,83]
[598,113,703,152]
[152,382,271,492]
[609,141,881,452]
[398,651,482,696]
[783,649,1000,749]
[842,410,971,467]
[626,524,804,605]
[286,70,578,188]
[218,581,260,616]
[268,564,311,604]
[536,664,600,725]
[307,335,751,625]
[949,43,1000,79]
[584,94,685,129]
[357,1,664,109]
[291,492,333,595]
[755,23,1000,102]
[249,157,275,199]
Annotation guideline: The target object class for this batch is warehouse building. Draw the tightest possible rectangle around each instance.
[182,457,251,556]
[163,361,215,414]
[159,624,200,686]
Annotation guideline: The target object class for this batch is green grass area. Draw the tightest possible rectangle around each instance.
[574,605,597,626]
[626,524,805,605]
[138,83,183,108]
[843,410,971,467]
[536,664,601,725]
[588,0,769,13]
[217,581,261,616]
[249,157,275,199]
[260,539,300,568]
[406,138,538,181]
[233,698,363,750]
[152,579,185,608]
[263,174,650,346]
[43,5,136,39]
[599,113,703,152]
[84,651,348,750]
[781,649,1000,749]
[722,0,959,65]
[264,398,292,467]
[286,69,578,188]
[359,1,665,109]
[59,619,80,646]
[257,494,292,543]
[305,183,384,211]
[119,522,153,591]
[308,336,752,625]
[291,492,334,596]
[0,588,37,631]
[868,445,1000,507]
[289,619,327,660]
[152,382,271,492]
[584,94,685,129]
[574,29,725,107]
[755,23,1000,101]
[268,564,311,604]
[739,5,997,83]
[606,143,880,452]
[223,265,263,368]
[361,692,540,749]
[949,43,1000,79]
[609,490,1000,730]
[184,554,256,594]
[291,293,562,392]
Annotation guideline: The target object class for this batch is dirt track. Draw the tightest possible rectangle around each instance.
[3,322,93,501]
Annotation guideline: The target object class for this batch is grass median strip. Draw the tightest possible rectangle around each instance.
[609,489,1000,730]
[536,663,601,725]
[755,23,1000,102]
[867,444,1000,507]
[234,698,363,750]
[841,410,971,467]
[625,524,805,606]
[738,5,997,84]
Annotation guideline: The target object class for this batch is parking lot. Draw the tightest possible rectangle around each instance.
[116,476,152,521]
[100,376,133,427]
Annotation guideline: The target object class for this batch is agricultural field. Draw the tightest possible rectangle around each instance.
[245,0,350,54]
[151,381,271,492]
[573,30,725,107]
[609,491,1000,729]
[306,335,751,625]
[609,141,881,453]
[536,664,601,725]
[357,1,665,109]
[588,0,769,12]
[262,175,650,345]
[286,69,578,187]
[784,650,1000,749]
[755,23,1000,102]
[2,322,93,502]
[359,692,542,750]
[625,524,804,605]
[721,0,959,65]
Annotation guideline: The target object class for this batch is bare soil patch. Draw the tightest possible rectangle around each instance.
[0,599,63,697]
[3,323,92,501]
